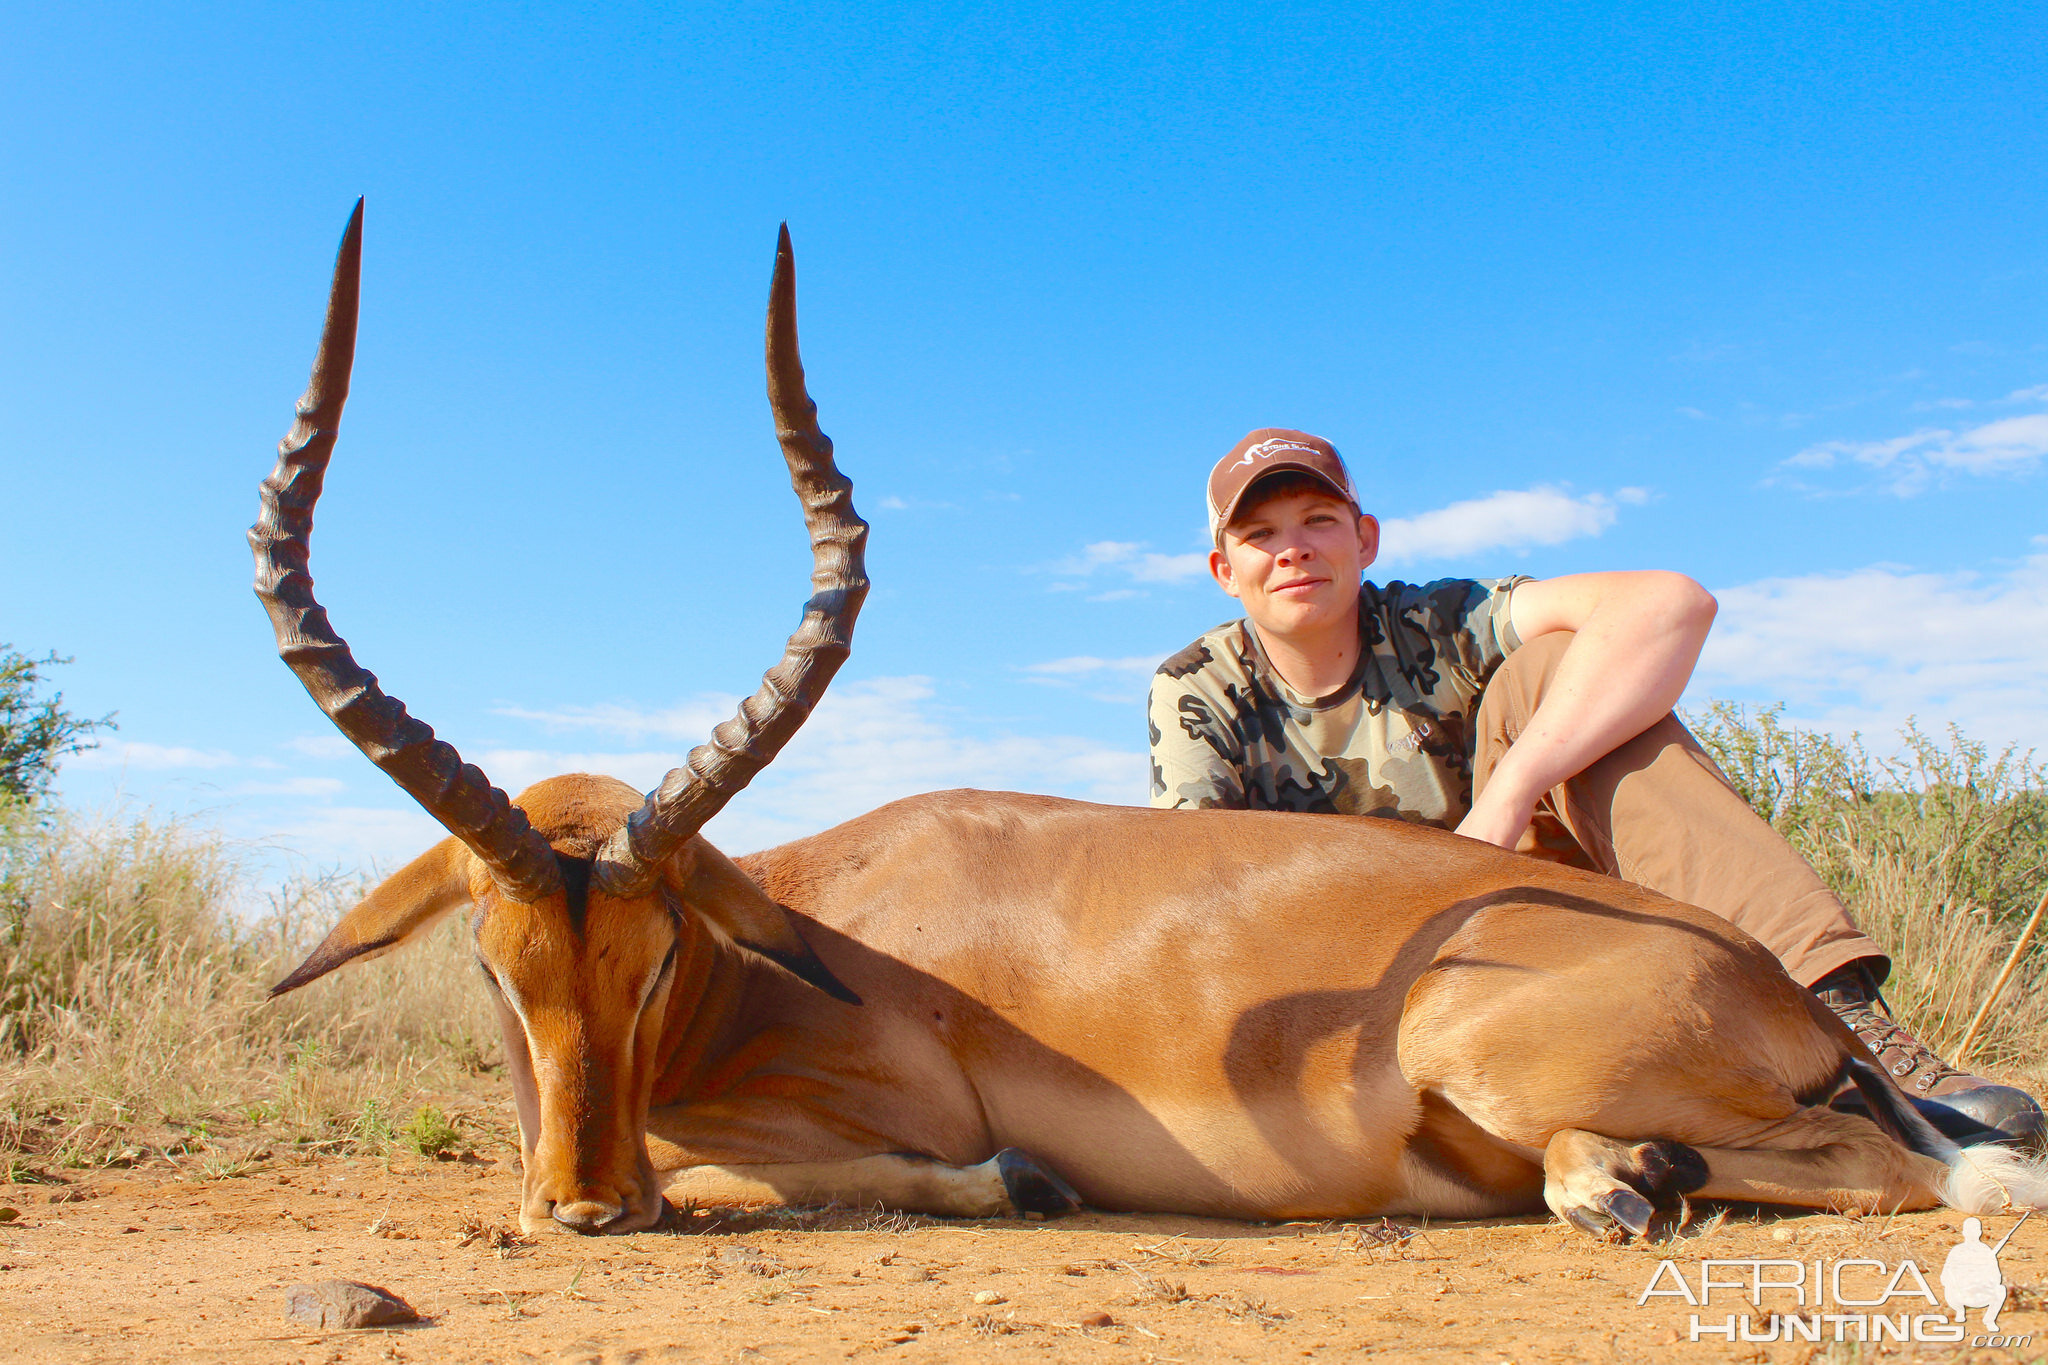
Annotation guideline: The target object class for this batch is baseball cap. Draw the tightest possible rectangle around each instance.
[1207,429,1358,542]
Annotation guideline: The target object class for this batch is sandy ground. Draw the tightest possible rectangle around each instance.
[4,1151,2047,1364]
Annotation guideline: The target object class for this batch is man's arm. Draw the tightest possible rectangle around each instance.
[1148,671,1248,810]
[1454,570,1716,850]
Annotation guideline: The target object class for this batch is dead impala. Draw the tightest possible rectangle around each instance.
[258,203,2045,1238]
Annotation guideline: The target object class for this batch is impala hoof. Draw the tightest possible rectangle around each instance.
[994,1148,1083,1217]
[1598,1189,1655,1237]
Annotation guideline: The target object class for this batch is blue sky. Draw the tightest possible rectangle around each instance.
[5,1,2044,878]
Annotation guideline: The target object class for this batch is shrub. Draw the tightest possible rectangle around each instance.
[0,806,504,1170]
[401,1104,463,1158]
[0,646,113,803]
[1688,703,2048,1084]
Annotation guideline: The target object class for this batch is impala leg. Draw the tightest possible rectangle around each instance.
[1669,1108,1950,1215]
[661,1149,1082,1219]
[1543,1111,1951,1239]
[1542,1129,1709,1237]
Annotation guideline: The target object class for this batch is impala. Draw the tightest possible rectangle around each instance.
[258,203,2045,1237]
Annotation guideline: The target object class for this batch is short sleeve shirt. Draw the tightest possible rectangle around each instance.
[1147,577,1528,825]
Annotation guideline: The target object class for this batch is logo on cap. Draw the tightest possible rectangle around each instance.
[1231,437,1329,471]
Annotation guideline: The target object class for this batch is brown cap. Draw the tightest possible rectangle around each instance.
[1207,429,1358,542]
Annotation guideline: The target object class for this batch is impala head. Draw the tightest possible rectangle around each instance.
[254,202,867,1235]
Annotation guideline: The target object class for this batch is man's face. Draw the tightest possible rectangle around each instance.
[1209,487,1379,638]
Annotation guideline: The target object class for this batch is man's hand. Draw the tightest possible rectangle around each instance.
[1455,786,1537,851]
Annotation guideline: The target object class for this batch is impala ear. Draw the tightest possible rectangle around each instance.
[270,837,474,996]
[664,842,861,1006]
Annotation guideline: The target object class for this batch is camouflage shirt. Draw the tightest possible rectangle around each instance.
[1147,577,1529,824]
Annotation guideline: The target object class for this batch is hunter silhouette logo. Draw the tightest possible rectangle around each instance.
[1943,1211,2026,1332]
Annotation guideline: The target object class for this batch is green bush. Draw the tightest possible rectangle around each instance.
[401,1104,463,1158]
[1687,702,2048,1080]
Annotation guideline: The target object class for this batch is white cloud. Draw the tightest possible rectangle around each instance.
[488,676,1146,854]
[284,734,355,760]
[1054,485,1635,585]
[1377,487,1621,564]
[258,804,449,875]
[1050,540,1209,588]
[1785,403,2048,495]
[494,698,732,742]
[1020,654,1165,704]
[204,677,1146,877]
[1024,656,1161,678]
[234,777,347,797]
[1692,550,2048,755]
[69,741,243,771]
[870,495,958,513]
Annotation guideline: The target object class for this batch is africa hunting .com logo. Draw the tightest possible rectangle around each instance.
[1637,1213,2031,1348]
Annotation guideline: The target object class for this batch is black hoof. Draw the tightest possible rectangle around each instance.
[994,1147,1083,1217]
[1598,1189,1655,1237]
[1562,1206,1609,1236]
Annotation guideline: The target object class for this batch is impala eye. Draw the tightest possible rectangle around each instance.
[640,944,679,1012]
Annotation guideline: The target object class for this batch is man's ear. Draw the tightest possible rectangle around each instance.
[662,841,861,1005]
[270,837,473,996]
[1356,513,1381,572]
[1209,546,1241,598]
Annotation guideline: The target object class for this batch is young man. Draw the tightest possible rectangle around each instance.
[1148,428,2043,1144]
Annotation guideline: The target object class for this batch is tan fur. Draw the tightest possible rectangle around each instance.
[278,777,2018,1236]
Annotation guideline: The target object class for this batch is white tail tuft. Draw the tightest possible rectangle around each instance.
[1943,1143,2048,1214]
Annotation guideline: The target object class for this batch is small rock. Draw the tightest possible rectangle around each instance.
[1079,1311,1116,1328]
[972,1289,1005,1305]
[1770,1227,1796,1243]
[284,1280,418,1330]
[0,1208,18,1223]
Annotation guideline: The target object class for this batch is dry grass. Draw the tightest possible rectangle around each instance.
[1689,705,2048,1090]
[0,803,505,1173]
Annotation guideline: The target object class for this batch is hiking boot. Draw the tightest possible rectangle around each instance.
[1815,962,2046,1147]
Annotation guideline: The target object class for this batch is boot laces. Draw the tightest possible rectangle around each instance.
[1833,998,1961,1093]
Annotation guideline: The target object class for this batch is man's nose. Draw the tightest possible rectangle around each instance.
[1275,538,1315,564]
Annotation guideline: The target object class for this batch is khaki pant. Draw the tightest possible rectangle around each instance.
[1472,632,1883,989]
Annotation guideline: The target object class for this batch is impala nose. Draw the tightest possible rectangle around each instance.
[552,1199,623,1232]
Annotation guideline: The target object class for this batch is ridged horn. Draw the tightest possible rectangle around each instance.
[249,200,563,903]
[595,224,870,894]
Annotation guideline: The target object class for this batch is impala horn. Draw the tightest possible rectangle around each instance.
[250,200,562,902]
[594,223,871,895]
[253,206,869,903]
